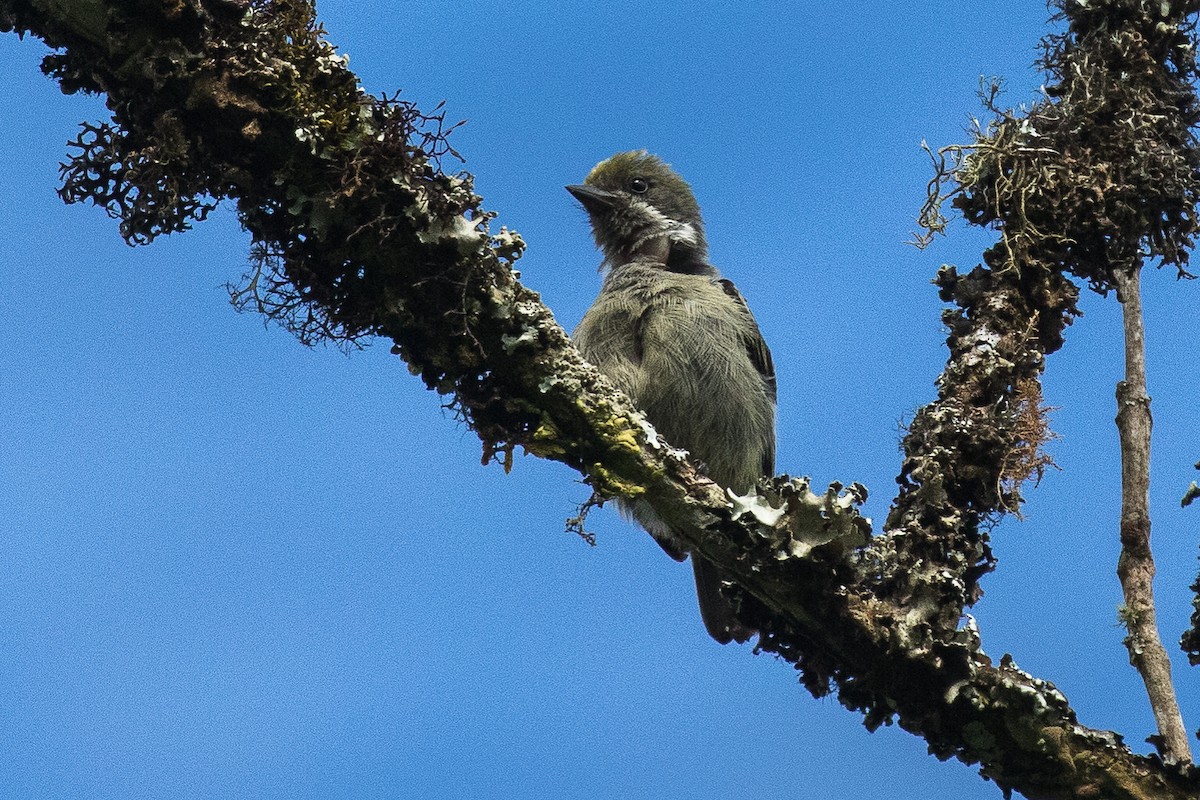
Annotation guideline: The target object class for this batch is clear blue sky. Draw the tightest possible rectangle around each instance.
[2,3,1198,798]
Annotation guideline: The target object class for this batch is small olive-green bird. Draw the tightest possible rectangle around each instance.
[567,151,776,644]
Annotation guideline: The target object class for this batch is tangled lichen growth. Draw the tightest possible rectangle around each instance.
[58,117,219,243]
[925,1,1200,291]
[43,0,492,349]
[892,0,1200,635]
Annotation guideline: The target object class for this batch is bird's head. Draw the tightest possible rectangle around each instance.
[567,151,710,272]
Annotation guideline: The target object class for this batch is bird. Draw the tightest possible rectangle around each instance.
[567,151,776,644]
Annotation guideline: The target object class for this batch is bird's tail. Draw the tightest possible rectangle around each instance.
[691,556,754,645]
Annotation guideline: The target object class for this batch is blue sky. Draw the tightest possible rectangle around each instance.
[2,2,1198,798]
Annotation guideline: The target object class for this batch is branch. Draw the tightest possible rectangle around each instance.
[2,1,1199,798]
[1113,266,1192,762]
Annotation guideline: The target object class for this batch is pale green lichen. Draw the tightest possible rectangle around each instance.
[500,328,538,353]
[728,489,786,527]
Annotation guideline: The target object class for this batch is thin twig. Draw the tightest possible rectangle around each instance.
[1113,265,1192,763]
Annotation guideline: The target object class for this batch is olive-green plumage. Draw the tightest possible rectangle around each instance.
[568,151,776,644]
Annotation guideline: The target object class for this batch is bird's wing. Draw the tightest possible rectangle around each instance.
[717,278,776,475]
[716,278,776,398]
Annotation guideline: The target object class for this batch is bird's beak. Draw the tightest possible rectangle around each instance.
[566,184,619,214]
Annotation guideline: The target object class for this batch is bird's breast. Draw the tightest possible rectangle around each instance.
[575,267,773,493]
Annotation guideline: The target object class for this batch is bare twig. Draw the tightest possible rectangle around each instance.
[1113,265,1192,763]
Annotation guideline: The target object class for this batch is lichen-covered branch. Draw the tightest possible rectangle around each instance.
[887,0,1200,661]
[917,0,1200,775]
[2,0,1200,797]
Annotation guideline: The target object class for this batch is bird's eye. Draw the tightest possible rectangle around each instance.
[629,177,649,194]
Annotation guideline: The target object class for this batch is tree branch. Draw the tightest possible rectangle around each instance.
[1114,266,1192,762]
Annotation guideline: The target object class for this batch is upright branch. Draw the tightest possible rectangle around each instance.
[1113,266,1191,761]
